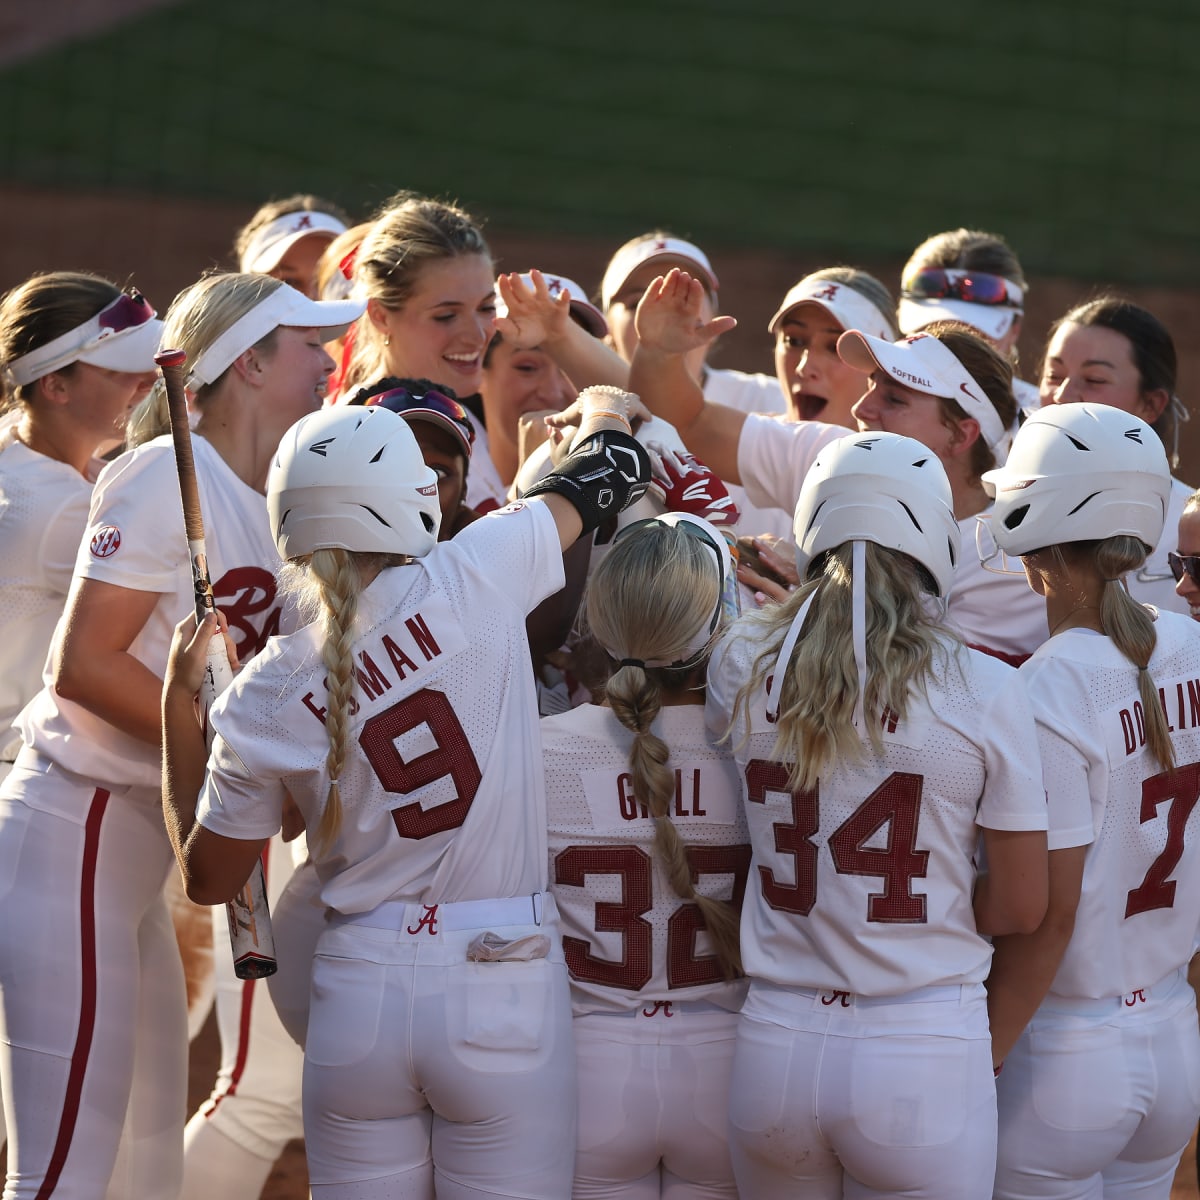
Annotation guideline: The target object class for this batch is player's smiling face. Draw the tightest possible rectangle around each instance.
[773,302,862,428]
[63,362,157,442]
[262,326,336,420]
[370,254,496,396]
[852,370,956,459]
[1039,322,1165,422]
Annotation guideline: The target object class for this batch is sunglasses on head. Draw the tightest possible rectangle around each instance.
[1168,551,1200,587]
[91,290,155,343]
[901,268,1022,309]
[369,384,476,449]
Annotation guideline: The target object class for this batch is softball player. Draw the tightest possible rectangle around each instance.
[161,393,651,1199]
[342,191,495,404]
[983,404,1200,1199]
[0,272,361,1199]
[234,193,351,299]
[896,227,1038,418]
[543,512,748,1198]
[1039,295,1191,616]
[0,271,160,1160]
[0,273,161,778]
[631,269,1048,662]
[707,431,1049,1199]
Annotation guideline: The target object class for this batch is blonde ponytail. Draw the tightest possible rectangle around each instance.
[1096,536,1175,773]
[734,543,954,791]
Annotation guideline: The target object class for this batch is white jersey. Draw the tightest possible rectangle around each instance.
[944,508,1048,663]
[462,421,509,514]
[1019,613,1200,998]
[707,618,1047,995]
[734,412,847,526]
[19,435,286,789]
[542,703,750,1015]
[198,499,565,916]
[703,366,786,418]
[0,427,101,758]
[703,368,793,540]
[1128,476,1190,616]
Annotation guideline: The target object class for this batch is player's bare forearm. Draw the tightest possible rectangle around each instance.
[985,845,1084,1067]
[542,320,630,390]
[629,344,746,483]
[973,827,1048,936]
[54,578,166,745]
[161,680,207,868]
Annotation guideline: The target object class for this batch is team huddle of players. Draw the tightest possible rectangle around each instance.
[0,188,1198,1200]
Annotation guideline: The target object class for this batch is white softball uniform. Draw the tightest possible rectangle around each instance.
[198,499,576,1200]
[702,365,792,540]
[0,426,100,765]
[995,617,1200,1199]
[0,434,287,1200]
[543,703,749,1198]
[707,619,1048,1199]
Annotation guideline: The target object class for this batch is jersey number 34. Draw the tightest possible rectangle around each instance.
[747,762,929,924]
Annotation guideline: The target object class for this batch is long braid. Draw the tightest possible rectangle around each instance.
[590,524,743,980]
[307,548,365,853]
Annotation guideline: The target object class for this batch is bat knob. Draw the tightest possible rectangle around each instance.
[155,348,187,368]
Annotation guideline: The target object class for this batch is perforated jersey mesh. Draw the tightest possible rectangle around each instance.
[543,703,749,1014]
[707,626,1047,995]
[1021,614,1200,998]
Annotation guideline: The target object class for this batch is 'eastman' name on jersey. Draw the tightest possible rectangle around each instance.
[300,611,444,725]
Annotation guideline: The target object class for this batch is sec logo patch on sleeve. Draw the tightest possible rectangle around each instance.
[89,525,122,558]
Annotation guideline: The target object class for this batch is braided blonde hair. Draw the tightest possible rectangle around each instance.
[586,521,742,979]
[733,543,955,791]
[282,548,408,853]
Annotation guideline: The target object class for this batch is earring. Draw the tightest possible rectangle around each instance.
[384,334,391,348]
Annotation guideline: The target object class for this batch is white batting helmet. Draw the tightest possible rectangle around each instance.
[981,402,1170,556]
[268,406,442,559]
[792,432,960,596]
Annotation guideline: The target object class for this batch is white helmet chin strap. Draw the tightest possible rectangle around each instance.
[765,590,815,724]
[764,540,869,732]
[851,540,867,732]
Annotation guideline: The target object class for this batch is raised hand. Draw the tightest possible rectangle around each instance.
[634,267,737,357]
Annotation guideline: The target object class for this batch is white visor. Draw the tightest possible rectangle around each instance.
[838,330,1007,450]
[600,237,718,311]
[898,295,1021,343]
[241,211,347,274]
[494,271,608,338]
[6,291,163,386]
[186,284,365,390]
[769,277,895,342]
